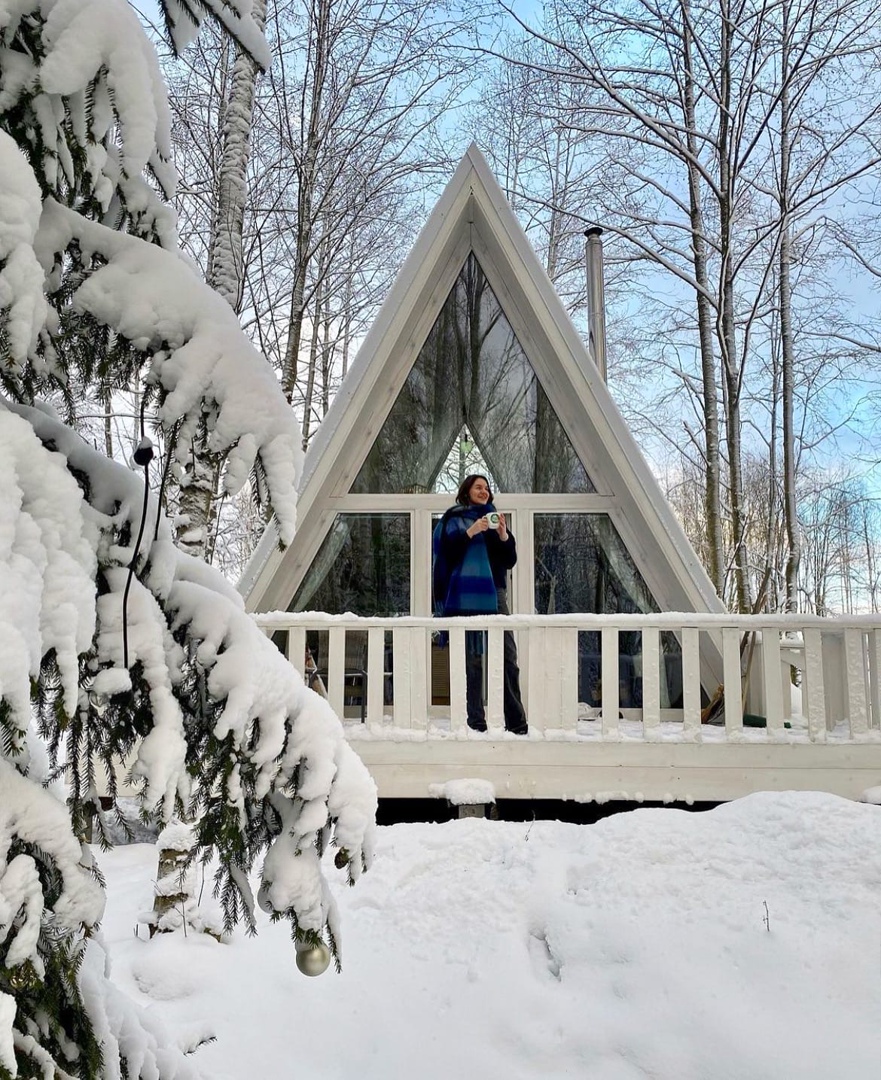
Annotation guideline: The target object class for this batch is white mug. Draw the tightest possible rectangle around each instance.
[486,511,501,529]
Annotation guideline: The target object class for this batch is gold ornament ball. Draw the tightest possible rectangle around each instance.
[295,940,331,977]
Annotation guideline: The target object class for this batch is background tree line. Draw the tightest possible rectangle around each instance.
[138,0,881,614]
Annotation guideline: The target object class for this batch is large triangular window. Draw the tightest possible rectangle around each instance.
[352,254,595,494]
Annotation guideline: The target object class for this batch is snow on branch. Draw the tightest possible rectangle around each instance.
[0,759,105,964]
[0,131,48,369]
[0,405,97,730]
[161,0,272,69]
[38,0,175,192]
[3,394,376,923]
[30,194,302,543]
[1,4,301,541]
[0,759,189,1080]
[78,937,203,1080]
[0,0,177,239]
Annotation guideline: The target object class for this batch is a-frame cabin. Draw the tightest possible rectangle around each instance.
[243,146,881,809]
[244,144,722,625]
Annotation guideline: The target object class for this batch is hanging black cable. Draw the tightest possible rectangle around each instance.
[122,437,154,669]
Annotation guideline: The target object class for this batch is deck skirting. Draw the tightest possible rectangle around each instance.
[349,738,881,803]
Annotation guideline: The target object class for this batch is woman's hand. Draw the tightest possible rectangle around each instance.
[497,512,509,541]
[466,517,490,538]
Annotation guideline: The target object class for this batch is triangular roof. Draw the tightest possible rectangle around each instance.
[241,144,723,616]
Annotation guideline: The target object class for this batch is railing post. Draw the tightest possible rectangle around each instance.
[601,626,620,738]
[844,628,868,737]
[822,633,847,731]
[803,629,826,742]
[527,629,550,732]
[641,626,661,736]
[529,626,575,732]
[366,627,385,725]
[486,627,505,729]
[869,629,881,731]
[721,626,743,735]
[681,626,701,738]
[327,627,345,719]
[761,628,785,735]
[449,626,467,732]
[561,628,578,731]
[392,627,411,727]
[286,625,306,679]
[411,626,428,729]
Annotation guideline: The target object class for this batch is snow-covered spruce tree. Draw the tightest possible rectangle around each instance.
[0,2,377,1077]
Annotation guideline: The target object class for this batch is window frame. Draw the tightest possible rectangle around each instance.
[323,493,622,617]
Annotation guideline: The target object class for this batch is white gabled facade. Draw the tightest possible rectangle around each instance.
[242,144,723,623]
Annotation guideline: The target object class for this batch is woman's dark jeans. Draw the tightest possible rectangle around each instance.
[465,589,528,733]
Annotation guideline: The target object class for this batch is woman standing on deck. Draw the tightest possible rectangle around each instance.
[432,474,528,734]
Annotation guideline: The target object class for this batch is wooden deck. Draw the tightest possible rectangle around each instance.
[259,611,881,804]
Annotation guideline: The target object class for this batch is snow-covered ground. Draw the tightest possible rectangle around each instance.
[100,792,880,1080]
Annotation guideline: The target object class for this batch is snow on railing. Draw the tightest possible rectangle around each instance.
[255,612,881,743]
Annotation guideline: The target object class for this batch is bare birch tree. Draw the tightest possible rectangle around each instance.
[484,0,881,610]
[172,0,269,558]
[268,0,469,416]
[155,0,467,570]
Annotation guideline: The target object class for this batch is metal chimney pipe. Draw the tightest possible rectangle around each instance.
[584,226,607,382]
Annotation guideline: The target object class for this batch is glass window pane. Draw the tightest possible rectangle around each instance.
[534,514,681,709]
[291,513,410,615]
[352,254,595,494]
[534,514,657,615]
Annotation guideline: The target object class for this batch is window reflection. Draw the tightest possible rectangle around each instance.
[291,513,410,616]
[534,514,655,616]
[534,514,682,708]
[353,254,595,494]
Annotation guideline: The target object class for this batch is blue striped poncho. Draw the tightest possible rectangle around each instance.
[432,503,499,617]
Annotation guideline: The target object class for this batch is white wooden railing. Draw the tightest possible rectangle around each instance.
[256,612,881,743]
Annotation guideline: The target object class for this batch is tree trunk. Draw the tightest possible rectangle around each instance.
[207,0,267,310]
[320,281,333,417]
[301,319,321,450]
[177,0,266,558]
[766,335,781,611]
[681,0,724,597]
[281,0,332,402]
[301,236,331,449]
[716,0,751,612]
[778,10,800,614]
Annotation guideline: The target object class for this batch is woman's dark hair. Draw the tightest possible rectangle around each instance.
[456,474,493,506]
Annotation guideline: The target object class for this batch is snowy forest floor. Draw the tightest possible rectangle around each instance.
[100,792,881,1080]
